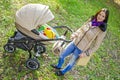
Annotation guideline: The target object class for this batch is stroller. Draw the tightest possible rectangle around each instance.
[4,4,72,70]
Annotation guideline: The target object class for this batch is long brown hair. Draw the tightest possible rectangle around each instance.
[91,8,109,23]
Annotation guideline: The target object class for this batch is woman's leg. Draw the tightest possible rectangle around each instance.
[56,42,75,68]
[60,47,82,74]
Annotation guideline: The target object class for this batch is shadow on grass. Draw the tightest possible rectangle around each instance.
[0,51,39,80]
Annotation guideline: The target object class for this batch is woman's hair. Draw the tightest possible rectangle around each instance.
[91,8,109,32]
[91,8,109,23]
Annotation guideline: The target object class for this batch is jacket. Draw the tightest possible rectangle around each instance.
[72,20,106,55]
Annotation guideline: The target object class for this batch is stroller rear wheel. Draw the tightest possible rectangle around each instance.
[4,44,16,53]
[34,45,46,54]
[26,58,40,70]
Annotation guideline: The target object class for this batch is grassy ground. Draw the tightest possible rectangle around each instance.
[0,0,120,80]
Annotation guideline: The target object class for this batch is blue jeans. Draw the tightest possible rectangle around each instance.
[56,42,82,74]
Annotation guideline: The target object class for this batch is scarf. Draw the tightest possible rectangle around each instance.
[92,19,107,32]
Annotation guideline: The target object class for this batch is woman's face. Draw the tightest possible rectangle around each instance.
[97,11,106,22]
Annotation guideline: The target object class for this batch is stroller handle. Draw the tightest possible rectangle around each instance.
[37,38,72,43]
[53,26,73,33]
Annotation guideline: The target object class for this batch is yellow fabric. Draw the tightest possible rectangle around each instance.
[44,27,56,39]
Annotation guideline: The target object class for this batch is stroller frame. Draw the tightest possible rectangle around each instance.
[4,25,72,70]
[4,4,73,70]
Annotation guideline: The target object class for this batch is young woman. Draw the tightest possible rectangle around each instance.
[51,8,109,76]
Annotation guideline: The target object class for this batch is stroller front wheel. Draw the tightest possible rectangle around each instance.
[26,58,40,70]
[4,44,16,53]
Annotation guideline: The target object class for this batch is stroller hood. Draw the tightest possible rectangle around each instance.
[15,4,54,31]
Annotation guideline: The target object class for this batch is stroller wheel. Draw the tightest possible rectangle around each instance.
[4,44,16,53]
[34,45,46,54]
[26,58,40,70]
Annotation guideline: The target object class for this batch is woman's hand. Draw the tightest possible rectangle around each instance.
[79,53,87,58]
[70,34,76,40]
[70,33,78,40]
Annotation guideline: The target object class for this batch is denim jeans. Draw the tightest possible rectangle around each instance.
[56,42,82,74]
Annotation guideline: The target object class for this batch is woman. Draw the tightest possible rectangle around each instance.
[51,8,109,76]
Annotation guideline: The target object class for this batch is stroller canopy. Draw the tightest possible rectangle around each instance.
[15,4,54,31]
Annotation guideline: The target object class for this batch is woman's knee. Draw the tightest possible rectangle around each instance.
[59,55,64,59]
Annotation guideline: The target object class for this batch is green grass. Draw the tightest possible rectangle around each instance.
[0,0,120,80]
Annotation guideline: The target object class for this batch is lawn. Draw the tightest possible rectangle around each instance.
[0,0,120,80]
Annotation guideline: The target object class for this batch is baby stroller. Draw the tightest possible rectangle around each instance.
[4,4,72,70]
